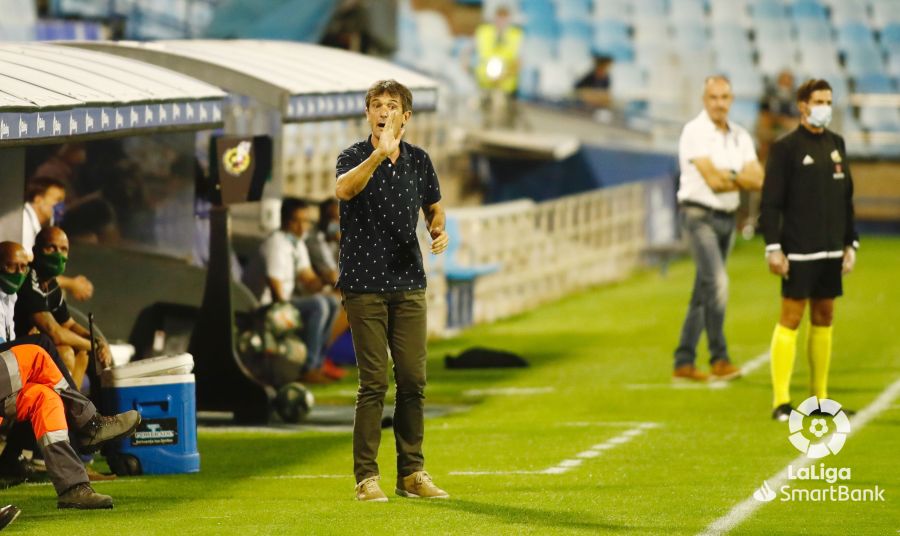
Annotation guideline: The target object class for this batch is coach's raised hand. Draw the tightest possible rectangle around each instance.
[377,110,405,157]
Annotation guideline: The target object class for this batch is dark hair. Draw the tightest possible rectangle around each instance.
[280,197,309,230]
[365,79,413,113]
[317,198,339,233]
[797,79,832,102]
[25,176,66,202]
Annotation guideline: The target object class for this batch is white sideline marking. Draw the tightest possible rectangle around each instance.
[626,352,769,391]
[23,478,145,488]
[450,422,659,477]
[463,386,555,397]
[561,421,660,428]
[252,474,347,480]
[698,376,900,536]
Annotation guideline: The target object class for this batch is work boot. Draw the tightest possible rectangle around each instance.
[57,483,113,509]
[355,475,388,502]
[396,471,449,499]
[78,411,141,452]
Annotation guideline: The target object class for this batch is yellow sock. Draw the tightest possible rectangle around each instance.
[808,325,833,399]
[770,324,798,408]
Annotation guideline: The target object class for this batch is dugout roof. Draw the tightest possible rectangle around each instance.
[61,40,439,122]
[0,43,226,146]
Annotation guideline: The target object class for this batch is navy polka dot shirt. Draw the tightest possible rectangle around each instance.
[336,139,442,293]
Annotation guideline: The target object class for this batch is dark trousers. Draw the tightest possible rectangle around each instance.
[674,206,736,367]
[344,290,428,483]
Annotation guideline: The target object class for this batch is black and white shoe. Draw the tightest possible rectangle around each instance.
[0,504,21,530]
[772,403,793,422]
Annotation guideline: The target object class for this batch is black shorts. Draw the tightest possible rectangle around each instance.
[782,258,843,299]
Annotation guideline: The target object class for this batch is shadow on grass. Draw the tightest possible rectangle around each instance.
[412,497,659,533]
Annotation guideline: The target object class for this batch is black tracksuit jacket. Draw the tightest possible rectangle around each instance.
[760,126,859,257]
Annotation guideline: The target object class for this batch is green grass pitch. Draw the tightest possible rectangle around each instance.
[6,236,900,535]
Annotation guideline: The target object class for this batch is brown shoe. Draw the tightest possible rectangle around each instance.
[86,465,117,482]
[673,364,708,382]
[710,360,742,381]
[396,471,449,499]
[300,369,334,385]
[355,475,388,502]
[57,483,113,509]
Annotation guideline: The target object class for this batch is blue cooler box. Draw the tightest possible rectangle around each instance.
[101,354,200,475]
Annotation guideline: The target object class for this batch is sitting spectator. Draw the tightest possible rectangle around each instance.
[305,198,351,378]
[575,55,613,109]
[23,177,94,301]
[305,198,341,286]
[757,69,800,161]
[14,228,113,390]
[243,198,340,384]
[0,241,139,508]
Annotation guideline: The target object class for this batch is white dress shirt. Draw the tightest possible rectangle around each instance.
[0,293,16,343]
[677,110,758,212]
[22,203,41,252]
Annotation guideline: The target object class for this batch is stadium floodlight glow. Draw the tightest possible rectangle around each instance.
[787,396,851,459]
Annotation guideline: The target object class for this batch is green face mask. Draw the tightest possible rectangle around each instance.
[0,271,27,295]
[35,252,68,278]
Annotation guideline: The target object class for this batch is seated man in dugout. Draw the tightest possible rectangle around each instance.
[0,241,140,508]
[14,227,113,391]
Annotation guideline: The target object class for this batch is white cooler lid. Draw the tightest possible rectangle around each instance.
[101,353,195,383]
[103,373,195,389]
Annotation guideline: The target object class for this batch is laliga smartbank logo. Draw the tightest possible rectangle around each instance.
[752,396,885,503]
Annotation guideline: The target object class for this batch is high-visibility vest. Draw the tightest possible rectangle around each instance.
[475,23,524,93]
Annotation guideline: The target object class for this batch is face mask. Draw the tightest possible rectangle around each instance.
[34,252,67,278]
[808,104,832,128]
[52,202,65,225]
[0,271,27,295]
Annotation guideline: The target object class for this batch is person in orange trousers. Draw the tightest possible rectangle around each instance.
[0,343,112,508]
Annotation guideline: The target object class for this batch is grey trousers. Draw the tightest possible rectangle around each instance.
[344,290,428,483]
[674,206,736,368]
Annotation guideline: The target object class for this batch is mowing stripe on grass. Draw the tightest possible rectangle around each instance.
[626,352,769,390]
[463,386,556,397]
[252,474,348,480]
[698,376,900,536]
[450,422,659,476]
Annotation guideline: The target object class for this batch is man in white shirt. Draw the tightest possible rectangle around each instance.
[23,177,93,302]
[673,76,764,382]
[243,198,339,384]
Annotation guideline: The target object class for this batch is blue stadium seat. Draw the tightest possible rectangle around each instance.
[749,0,787,20]
[670,0,706,21]
[836,21,877,52]
[730,98,761,129]
[854,73,897,93]
[632,0,668,18]
[673,22,709,53]
[554,0,590,20]
[798,46,844,79]
[828,0,871,25]
[859,105,900,131]
[795,18,832,43]
[887,51,900,77]
[872,0,900,28]
[790,0,828,20]
[843,47,886,78]
[593,0,631,21]
[560,19,592,41]
[610,61,648,102]
[881,23,900,48]
[524,17,560,39]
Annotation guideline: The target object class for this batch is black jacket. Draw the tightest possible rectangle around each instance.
[760,126,858,257]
